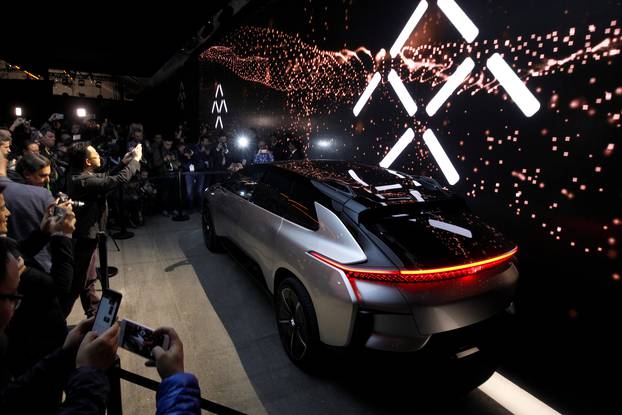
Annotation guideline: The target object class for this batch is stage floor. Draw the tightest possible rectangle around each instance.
[68,213,533,415]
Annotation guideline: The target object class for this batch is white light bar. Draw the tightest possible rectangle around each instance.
[422,129,460,185]
[426,57,474,116]
[479,372,562,415]
[388,70,418,116]
[428,219,472,238]
[390,0,429,58]
[380,128,415,168]
[437,0,479,43]
[387,169,406,179]
[376,184,403,192]
[409,189,425,202]
[353,72,382,117]
[486,53,541,117]
[215,84,224,98]
[348,169,369,187]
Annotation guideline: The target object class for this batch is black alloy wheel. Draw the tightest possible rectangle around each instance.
[276,277,321,368]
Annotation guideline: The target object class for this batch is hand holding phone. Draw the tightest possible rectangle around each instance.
[118,319,170,359]
[76,323,120,370]
[132,143,143,161]
[92,289,122,335]
[151,327,184,379]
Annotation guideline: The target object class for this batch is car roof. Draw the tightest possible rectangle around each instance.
[271,160,453,206]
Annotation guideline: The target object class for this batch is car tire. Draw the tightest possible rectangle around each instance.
[202,205,222,252]
[275,277,322,370]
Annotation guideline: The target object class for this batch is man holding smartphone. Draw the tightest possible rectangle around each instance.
[67,142,141,317]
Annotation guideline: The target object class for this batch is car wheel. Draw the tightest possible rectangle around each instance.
[202,206,222,252]
[276,277,321,369]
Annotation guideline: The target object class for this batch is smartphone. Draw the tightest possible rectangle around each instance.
[92,289,122,335]
[118,319,170,359]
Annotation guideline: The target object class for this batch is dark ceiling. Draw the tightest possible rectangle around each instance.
[0,2,232,77]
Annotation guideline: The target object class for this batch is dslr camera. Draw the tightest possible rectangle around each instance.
[53,192,86,220]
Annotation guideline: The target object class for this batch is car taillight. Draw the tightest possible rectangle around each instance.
[309,247,517,283]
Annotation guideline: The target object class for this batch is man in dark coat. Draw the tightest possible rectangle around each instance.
[67,142,141,317]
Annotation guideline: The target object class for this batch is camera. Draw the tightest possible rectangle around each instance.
[57,192,85,209]
[53,192,85,220]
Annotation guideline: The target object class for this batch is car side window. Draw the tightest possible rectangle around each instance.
[282,178,320,231]
[251,168,291,216]
[223,166,266,200]
[221,172,239,192]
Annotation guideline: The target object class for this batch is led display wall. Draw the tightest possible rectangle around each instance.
[198,0,621,327]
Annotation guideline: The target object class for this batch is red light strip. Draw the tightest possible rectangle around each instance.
[401,247,518,275]
[309,246,517,282]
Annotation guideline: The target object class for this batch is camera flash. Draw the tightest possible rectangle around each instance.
[15,107,22,117]
[237,136,249,148]
[77,108,87,118]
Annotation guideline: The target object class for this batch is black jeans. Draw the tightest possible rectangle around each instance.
[70,237,100,317]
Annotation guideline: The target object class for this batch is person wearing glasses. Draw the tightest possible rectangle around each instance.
[0,175,77,375]
[67,142,141,318]
[0,237,121,414]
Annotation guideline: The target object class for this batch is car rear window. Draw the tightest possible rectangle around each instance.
[361,207,516,268]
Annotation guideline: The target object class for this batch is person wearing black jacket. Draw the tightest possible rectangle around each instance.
[286,140,305,160]
[67,142,141,317]
[3,199,77,376]
[0,196,119,414]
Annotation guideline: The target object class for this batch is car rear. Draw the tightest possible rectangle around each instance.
[306,168,518,353]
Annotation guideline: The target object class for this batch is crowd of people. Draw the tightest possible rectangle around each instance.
[0,110,309,414]
[2,115,305,222]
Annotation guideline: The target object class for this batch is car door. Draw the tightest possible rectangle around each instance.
[242,167,291,276]
[220,165,265,244]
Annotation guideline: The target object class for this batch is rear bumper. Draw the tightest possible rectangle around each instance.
[348,263,518,352]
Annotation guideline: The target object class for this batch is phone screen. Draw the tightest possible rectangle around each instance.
[92,289,122,335]
[119,319,168,359]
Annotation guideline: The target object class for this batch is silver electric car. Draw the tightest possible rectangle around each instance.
[202,160,518,369]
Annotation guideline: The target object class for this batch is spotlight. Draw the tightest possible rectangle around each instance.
[15,107,23,117]
[317,139,332,148]
[237,136,249,148]
[76,108,87,118]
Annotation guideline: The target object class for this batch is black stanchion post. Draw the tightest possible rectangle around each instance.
[107,357,123,415]
[112,186,134,239]
[172,170,189,222]
[97,231,110,290]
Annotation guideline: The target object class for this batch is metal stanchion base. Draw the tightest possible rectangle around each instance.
[112,231,134,240]
[172,213,190,222]
[98,266,119,279]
